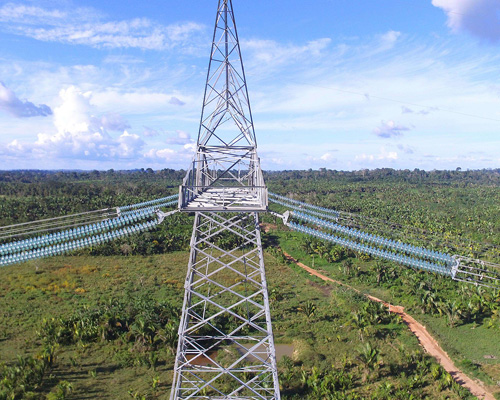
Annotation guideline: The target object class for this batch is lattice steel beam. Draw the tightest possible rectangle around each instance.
[173,1,279,398]
[179,0,267,212]
[170,212,280,399]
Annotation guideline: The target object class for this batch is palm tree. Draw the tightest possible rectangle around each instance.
[349,311,370,341]
[372,260,386,285]
[439,300,462,328]
[357,342,380,380]
[298,301,317,319]
[342,259,353,276]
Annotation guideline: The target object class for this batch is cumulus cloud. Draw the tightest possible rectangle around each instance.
[432,0,500,42]
[0,82,52,118]
[165,130,193,145]
[144,148,175,162]
[373,120,410,138]
[143,143,194,163]
[320,153,335,162]
[1,86,144,160]
[0,3,204,50]
[99,113,130,131]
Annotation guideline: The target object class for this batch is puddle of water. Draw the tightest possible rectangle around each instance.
[187,343,294,366]
[186,351,218,366]
[236,343,294,363]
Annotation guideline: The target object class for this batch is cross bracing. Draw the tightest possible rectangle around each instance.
[171,212,279,399]
[179,0,266,213]
[174,0,279,397]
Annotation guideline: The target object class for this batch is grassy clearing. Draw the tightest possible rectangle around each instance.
[274,228,500,397]
[0,249,480,399]
[0,253,188,399]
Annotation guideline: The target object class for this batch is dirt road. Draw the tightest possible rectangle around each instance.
[283,252,496,400]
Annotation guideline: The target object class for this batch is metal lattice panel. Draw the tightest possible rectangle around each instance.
[173,1,279,397]
[170,212,280,399]
[179,0,267,212]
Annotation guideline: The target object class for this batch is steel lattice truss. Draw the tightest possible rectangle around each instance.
[170,212,279,399]
[197,4,256,149]
[173,0,280,398]
[179,0,266,213]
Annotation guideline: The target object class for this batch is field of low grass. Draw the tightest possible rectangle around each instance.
[274,228,500,398]
[0,248,481,399]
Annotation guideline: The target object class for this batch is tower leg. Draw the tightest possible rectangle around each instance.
[170,212,280,399]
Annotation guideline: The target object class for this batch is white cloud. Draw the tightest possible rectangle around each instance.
[144,146,194,163]
[373,120,411,138]
[0,85,200,167]
[378,30,401,50]
[0,81,52,118]
[432,0,500,42]
[243,38,331,69]
[144,148,175,161]
[99,113,130,131]
[0,4,66,23]
[183,142,197,153]
[320,153,335,162]
[91,90,191,113]
[165,130,193,145]
[0,3,205,50]
[1,86,145,160]
[143,127,159,137]
[356,149,399,162]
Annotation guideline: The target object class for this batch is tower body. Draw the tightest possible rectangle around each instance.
[171,1,280,398]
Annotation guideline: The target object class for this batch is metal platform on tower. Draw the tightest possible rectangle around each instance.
[179,147,267,212]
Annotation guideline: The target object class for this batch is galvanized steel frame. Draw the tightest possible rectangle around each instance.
[173,0,279,398]
[170,212,280,399]
[179,0,266,213]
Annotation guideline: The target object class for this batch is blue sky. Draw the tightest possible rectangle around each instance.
[0,0,499,171]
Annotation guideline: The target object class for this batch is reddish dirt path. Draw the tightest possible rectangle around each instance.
[283,252,496,400]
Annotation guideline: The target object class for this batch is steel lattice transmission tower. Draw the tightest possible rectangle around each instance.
[171,0,280,399]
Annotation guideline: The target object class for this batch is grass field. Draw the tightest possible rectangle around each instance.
[0,248,483,399]
[275,228,500,398]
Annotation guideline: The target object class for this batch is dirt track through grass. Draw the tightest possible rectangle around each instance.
[282,251,496,400]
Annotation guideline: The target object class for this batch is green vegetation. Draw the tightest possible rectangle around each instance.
[267,168,500,260]
[0,253,478,399]
[1,168,499,399]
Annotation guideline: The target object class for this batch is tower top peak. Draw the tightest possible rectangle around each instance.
[179,0,267,212]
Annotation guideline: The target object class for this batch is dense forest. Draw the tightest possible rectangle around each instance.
[0,168,499,399]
